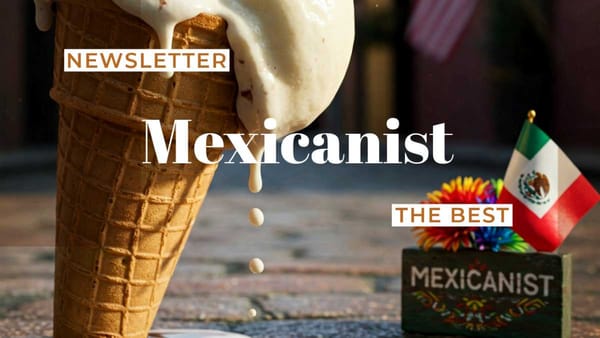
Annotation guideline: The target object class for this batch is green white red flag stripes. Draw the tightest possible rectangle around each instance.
[498,119,599,252]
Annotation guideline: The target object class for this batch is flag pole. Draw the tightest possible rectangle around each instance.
[528,110,537,123]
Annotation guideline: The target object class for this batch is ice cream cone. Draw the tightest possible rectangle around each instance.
[50,1,244,337]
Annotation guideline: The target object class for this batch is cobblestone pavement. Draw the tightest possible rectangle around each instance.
[0,160,598,337]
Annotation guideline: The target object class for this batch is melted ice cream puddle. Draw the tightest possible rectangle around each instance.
[34,0,355,193]
[112,0,355,193]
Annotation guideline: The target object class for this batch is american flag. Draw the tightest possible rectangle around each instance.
[406,0,479,62]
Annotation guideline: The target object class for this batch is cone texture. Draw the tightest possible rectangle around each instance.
[51,1,243,337]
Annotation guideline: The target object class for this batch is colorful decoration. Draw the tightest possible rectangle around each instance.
[413,176,530,252]
[412,290,548,332]
[414,226,475,252]
[472,227,529,253]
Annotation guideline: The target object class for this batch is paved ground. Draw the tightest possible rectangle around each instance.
[0,157,599,337]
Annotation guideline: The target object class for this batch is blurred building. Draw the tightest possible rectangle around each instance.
[0,1,55,151]
[0,0,599,152]
[342,0,600,149]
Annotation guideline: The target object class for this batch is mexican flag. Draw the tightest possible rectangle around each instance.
[498,118,599,252]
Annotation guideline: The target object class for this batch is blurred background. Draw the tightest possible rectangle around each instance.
[0,1,599,336]
[1,0,599,156]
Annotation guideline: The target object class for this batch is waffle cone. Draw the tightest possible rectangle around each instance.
[50,1,243,337]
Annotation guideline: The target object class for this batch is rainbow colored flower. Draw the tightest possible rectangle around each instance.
[413,177,530,253]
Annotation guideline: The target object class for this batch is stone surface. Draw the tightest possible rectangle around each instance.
[5,298,53,320]
[169,262,229,278]
[151,321,233,333]
[571,320,600,338]
[259,294,400,320]
[0,163,598,337]
[158,296,254,322]
[233,320,403,338]
[266,261,402,276]
[167,274,374,296]
[0,319,53,337]
[0,278,54,296]
[0,196,55,246]
[572,293,600,321]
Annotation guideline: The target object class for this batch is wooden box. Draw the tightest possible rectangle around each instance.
[402,248,571,338]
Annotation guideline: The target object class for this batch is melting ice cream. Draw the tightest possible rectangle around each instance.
[34,0,356,193]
